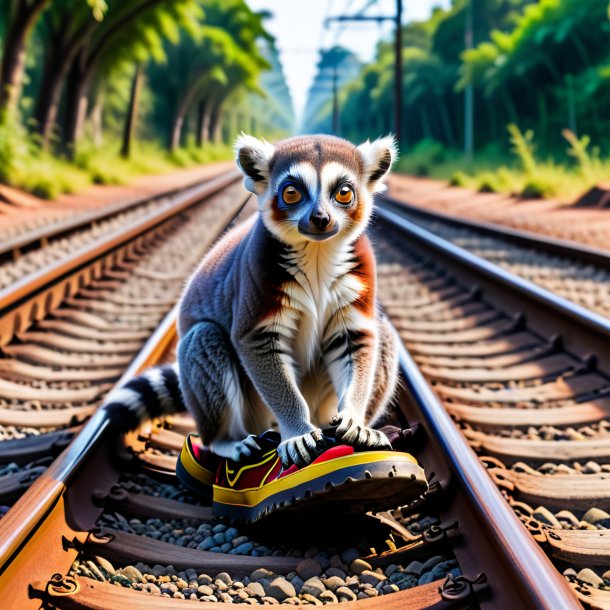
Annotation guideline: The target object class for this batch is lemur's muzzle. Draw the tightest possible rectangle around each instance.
[298,207,339,241]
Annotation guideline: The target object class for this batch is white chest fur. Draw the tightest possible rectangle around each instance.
[279,242,363,374]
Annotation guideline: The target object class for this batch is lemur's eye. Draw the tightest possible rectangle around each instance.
[335,185,354,204]
[282,184,302,205]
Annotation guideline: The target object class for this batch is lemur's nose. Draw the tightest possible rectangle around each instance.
[310,209,330,229]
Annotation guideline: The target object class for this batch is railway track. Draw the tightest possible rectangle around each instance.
[379,193,610,322]
[373,204,610,608]
[0,169,244,511]
[0,178,595,609]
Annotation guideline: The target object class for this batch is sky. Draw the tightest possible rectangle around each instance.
[248,0,451,127]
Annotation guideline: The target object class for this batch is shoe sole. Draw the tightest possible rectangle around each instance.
[212,451,427,523]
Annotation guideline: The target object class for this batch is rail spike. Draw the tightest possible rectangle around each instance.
[439,572,487,602]
[45,573,80,597]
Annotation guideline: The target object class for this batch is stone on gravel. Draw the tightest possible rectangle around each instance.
[323,576,345,591]
[296,558,323,581]
[198,538,215,551]
[384,564,399,577]
[301,593,323,606]
[421,556,444,571]
[142,583,161,595]
[404,560,425,576]
[246,582,265,598]
[330,555,347,570]
[261,596,280,604]
[582,508,610,525]
[198,585,214,596]
[232,542,254,555]
[326,567,346,579]
[533,507,561,528]
[382,584,400,594]
[336,586,357,601]
[314,553,331,570]
[94,557,115,576]
[360,570,386,586]
[266,577,296,601]
[289,575,304,593]
[349,558,372,575]
[577,569,604,587]
[319,590,338,603]
[418,571,436,585]
[215,572,232,585]
[250,568,274,581]
[340,548,360,564]
[120,566,143,582]
[301,577,326,597]
[232,535,249,547]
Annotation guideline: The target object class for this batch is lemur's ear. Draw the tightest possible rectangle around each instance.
[357,135,398,193]
[234,133,275,194]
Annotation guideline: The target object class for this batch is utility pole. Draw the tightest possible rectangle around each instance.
[394,0,403,143]
[326,0,403,141]
[464,0,474,160]
[332,65,339,134]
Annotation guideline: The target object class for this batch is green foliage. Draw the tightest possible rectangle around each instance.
[308,0,610,199]
[507,124,538,175]
[0,123,90,198]
[0,0,290,196]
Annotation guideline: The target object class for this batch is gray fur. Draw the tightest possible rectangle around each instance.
[176,134,398,467]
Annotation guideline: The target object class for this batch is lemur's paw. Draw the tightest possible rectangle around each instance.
[231,434,262,462]
[330,414,392,451]
[278,429,327,468]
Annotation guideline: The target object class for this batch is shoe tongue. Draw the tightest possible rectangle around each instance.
[258,429,281,447]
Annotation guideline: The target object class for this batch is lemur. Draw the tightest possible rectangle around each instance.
[105,133,400,468]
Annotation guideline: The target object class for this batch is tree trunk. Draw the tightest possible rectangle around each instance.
[196,97,209,147]
[91,94,104,147]
[34,38,79,146]
[438,98,455,149]
[0,0,51,119]
[121,64,142,159]
[208,99,223,144]
[418,105,431,140]
[62,57,89,157]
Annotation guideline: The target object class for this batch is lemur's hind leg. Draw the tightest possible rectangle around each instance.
[178,322,270,461]
[365,315,399,426]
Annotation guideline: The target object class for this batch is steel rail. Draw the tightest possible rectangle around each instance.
[396,338,582,610]
[375,206,610,367]
[0,169,240,347]
[380,192,610,269]
[0,185,251,582]
[0,164,233,262]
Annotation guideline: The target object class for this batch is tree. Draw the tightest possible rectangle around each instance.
[0,0,55,118]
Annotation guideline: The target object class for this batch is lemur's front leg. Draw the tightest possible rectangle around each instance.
[323,311,392,451]
[236,325,328,467]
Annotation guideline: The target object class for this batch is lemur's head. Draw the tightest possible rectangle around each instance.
[235,134,397,245]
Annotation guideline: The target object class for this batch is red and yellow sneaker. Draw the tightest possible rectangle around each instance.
[176,433,220,499]
[210,431,428,523]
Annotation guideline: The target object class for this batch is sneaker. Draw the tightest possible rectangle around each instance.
[211,431,428,523]
[175,433,220,498]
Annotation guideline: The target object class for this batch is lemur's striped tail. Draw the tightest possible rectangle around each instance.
[103,363,186,431]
